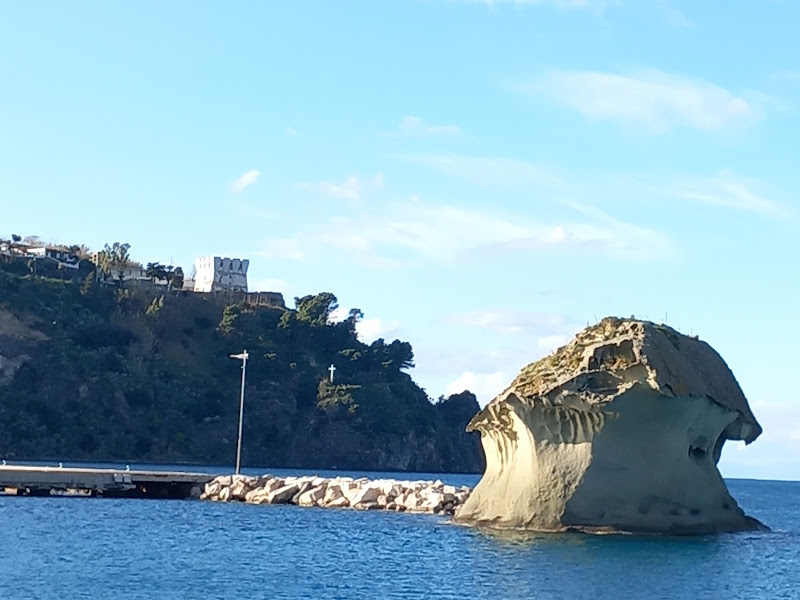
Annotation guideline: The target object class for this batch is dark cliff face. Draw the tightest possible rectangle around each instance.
[0,266,483,473]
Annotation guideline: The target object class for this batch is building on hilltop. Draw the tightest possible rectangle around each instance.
[194,256,249,293]
[88,252,148,283]
[27,246,81,269]
[105,263,148,283]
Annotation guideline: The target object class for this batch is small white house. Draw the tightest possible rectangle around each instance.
[111,264,148,281]
[27,247,81,269]
[194,256,249,293]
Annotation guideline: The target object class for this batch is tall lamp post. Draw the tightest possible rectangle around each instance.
[229,350,249,475]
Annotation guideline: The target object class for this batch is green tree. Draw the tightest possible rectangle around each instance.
[218,304,243,335]
[146,262,169,283]
[370,338,415,370]
[11,234,21,243]
[97,242,131,283]
[341,308,364,335]
[295,292,338,326]
[170,266,185,290]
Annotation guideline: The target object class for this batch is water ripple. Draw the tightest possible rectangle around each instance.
[1,478,797,599]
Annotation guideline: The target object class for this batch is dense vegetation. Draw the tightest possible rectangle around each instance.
[0,263,483,472]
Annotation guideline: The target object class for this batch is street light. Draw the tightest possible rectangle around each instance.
[229,350,249,475]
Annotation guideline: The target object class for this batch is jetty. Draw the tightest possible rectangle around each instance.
[200,473,472,514]
[0,464,214,498]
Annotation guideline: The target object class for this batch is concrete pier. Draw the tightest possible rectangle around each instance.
[0,465,215,499]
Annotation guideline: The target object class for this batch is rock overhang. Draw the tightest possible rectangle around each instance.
[469,317,761,443]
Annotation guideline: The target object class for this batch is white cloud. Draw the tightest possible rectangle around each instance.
[446,371,508,405]
[260,195,675,267]
[357,317,400,343]
[447,310,579,358]
[489,209,676,260]
[449,310,570,336]
[528,69,757,132]
[673,170,787,217]
[399,115,461,136]
[398,154,563,189]
[401,153,784,222]
[297,173,384,200]
[330,306,400,343]
[230,169,261,193]
[436,310,581,405]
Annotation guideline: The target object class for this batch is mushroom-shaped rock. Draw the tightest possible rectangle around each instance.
[454,317,765,534]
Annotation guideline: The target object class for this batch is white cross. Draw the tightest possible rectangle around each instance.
[328,364,336,383]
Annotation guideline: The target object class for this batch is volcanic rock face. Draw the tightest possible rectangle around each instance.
[453,317,765,534]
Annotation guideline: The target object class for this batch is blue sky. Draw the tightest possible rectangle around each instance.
[2,1,799,479]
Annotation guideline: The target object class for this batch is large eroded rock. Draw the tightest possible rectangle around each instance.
[453,317,765,534]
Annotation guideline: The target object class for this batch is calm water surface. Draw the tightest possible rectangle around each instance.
[1,470,798,600]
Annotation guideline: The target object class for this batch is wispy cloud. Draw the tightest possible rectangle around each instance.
[673,170,787,217]
[400,154,785,221]
[485,203,676,260]
[230,169,260,193]
[297,173,384,200]
[525,69,759,132]
[398,154,564,189]
[258,195,676,267]
[398,115,461,136]
[287,126,298,136]
[448,310,572,336]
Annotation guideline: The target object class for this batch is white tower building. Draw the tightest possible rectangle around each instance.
[194,256,249,293]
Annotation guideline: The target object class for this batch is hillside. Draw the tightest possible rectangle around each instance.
[0,263,483,472]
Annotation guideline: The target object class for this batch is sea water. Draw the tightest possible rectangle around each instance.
[1,471,798,600]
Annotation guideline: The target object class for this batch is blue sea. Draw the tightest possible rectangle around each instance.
[1,466,798,600]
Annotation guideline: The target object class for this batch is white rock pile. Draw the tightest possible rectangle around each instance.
[200,474,472,515]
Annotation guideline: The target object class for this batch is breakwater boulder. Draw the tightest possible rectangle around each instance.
[453,317,765,534]
[201,474,471,514]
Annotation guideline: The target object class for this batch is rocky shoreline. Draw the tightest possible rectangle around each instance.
[201,474,472,515]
